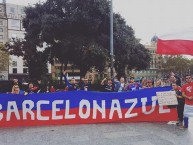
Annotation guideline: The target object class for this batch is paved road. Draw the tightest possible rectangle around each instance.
[0,119,193,145]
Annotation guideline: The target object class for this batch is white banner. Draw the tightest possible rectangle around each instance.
[156,91,178,106]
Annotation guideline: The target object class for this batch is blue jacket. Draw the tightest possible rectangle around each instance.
[114,81,125,92]
[63,75,78,91]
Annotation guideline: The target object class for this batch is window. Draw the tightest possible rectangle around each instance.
[12,61,17,67]
[0,75,5,80]
[20,8,24,14]
[12,68,17,74]
[8,19,20,30]
[23,60,27,67]
[21,21,25,31]
[10,7,15,13]
[11,33,17,39]
[0,7,2,12]
[0,21,3,25]
[0,28,3,32]
[23,68,28,73]
[0,35,3,39]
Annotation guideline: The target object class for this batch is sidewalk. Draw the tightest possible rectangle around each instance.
[0,119,193,145]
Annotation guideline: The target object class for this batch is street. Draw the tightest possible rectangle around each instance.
[0,119,193,145]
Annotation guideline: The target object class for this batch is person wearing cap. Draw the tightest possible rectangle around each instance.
[126,77,142,91]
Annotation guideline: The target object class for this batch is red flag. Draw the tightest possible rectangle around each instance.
[157,28,193,55]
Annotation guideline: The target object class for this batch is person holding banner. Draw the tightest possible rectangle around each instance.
[171,83,184,126]
[181,74,193,129]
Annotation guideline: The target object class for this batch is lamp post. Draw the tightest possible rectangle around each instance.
[110,0,114,78]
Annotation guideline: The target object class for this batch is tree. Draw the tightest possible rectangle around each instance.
[0,44,9,72]
[5,38,48,82]
[113,14,151,76]
[161,55,190,77]
[5,0,150,81]
[76,43,108,76]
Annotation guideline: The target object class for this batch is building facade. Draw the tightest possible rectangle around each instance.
[6,3,28,80]
[0,1,8,80]
[130,36,162,79]
[0,2,52,80]
[0,2,7,44]
[51,59,81,80]
[0,2,164,82]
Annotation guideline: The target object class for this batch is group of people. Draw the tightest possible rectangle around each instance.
[168,73,193,130]
[11,79,50,95]
[64,70,161,92]
[9,71,183,95]
[10,71,95,95]
[9,71,158,95]
[8,71,193,130]
[100,76,155,92]
[179,74,193,129]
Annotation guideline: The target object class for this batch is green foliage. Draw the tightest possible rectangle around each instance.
[113,13,151,76]
[0,44,9,71]
[5,38,48,81]
[161,55,191,76]
[5,0,151,80]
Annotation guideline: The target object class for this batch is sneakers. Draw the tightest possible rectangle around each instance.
[176,121,183,126]
[167,121,178,125]
[179,126,188,130]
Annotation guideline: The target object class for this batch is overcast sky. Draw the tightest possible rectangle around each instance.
[6,0,193,44]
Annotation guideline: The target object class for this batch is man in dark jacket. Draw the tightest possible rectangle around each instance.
[101,78,115,92]
[171,82,185,126]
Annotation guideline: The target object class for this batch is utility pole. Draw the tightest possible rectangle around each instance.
[110,0,114,78]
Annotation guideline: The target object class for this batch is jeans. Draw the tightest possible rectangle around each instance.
[184,117,189,128]
[177,99,185,122]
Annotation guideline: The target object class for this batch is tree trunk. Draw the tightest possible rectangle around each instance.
[59,63,64,85]
[59,63,68,84]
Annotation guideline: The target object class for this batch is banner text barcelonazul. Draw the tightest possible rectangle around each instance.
[0,87,177,127]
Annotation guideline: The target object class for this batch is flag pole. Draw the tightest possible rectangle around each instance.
[110,0,114,78]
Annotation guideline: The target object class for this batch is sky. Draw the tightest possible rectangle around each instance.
[5,0,193,45]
